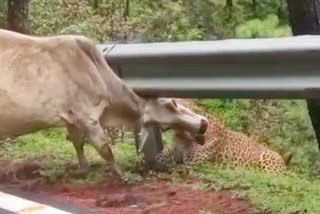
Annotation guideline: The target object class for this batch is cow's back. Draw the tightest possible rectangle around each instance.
[0,29,141,138]
[0,30,110,138]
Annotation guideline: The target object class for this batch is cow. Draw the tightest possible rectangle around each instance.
[0,29,208,180]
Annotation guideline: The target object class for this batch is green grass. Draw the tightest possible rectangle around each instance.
[0,128,142,184]
[188,163,320,214]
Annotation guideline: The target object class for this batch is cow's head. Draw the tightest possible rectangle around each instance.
[142,98,208,138]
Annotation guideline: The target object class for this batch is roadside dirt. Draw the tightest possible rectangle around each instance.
[0,160,263,214]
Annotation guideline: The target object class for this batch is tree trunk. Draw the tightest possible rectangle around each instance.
[93,0,99,9]
[226,0,233,9]
[252,0,256,15]
[286,0,320,150]
[7,0,30,34]
[225,0,233,20]
[287,0,320,34]
[123,0,129,21]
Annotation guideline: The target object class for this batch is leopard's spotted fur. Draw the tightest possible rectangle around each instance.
[155,99,287,174]
[105,127,126,145]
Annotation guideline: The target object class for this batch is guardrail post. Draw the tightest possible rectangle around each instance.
[139,123,163,170]
[107,62,164,170]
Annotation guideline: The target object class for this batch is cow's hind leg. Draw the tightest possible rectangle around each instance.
[67,126,90,172]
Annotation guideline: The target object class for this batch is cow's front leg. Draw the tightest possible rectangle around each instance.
[67,126,90,172]
[85,120,125,181]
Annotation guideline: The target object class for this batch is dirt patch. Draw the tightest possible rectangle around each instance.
[38,179,262,214]
[0,160,263,214]
[0,160,41,183]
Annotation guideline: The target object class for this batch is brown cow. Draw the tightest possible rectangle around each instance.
[0,29,208,179]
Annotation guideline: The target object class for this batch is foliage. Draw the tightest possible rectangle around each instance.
[0,0,7,29]
[31,0,106,42]
[193,99,249,131]
[235,14,291,38]
[0,0,291,41]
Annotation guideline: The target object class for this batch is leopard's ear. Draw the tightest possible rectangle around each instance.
[280,150,294,166]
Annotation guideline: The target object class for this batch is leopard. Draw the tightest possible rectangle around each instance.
[155,99,289,174]
[105,126,127,145]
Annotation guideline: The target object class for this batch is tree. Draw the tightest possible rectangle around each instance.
[7,0,30,34]
[123,0,130,21]
[286,0,320,151]
[226,0,233,10]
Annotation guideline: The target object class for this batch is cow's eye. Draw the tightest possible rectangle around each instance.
[172,99,178,107]
[165,102,177,112]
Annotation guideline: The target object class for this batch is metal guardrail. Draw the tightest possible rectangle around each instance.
[97,36,320,169]
[98,35,320,99]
